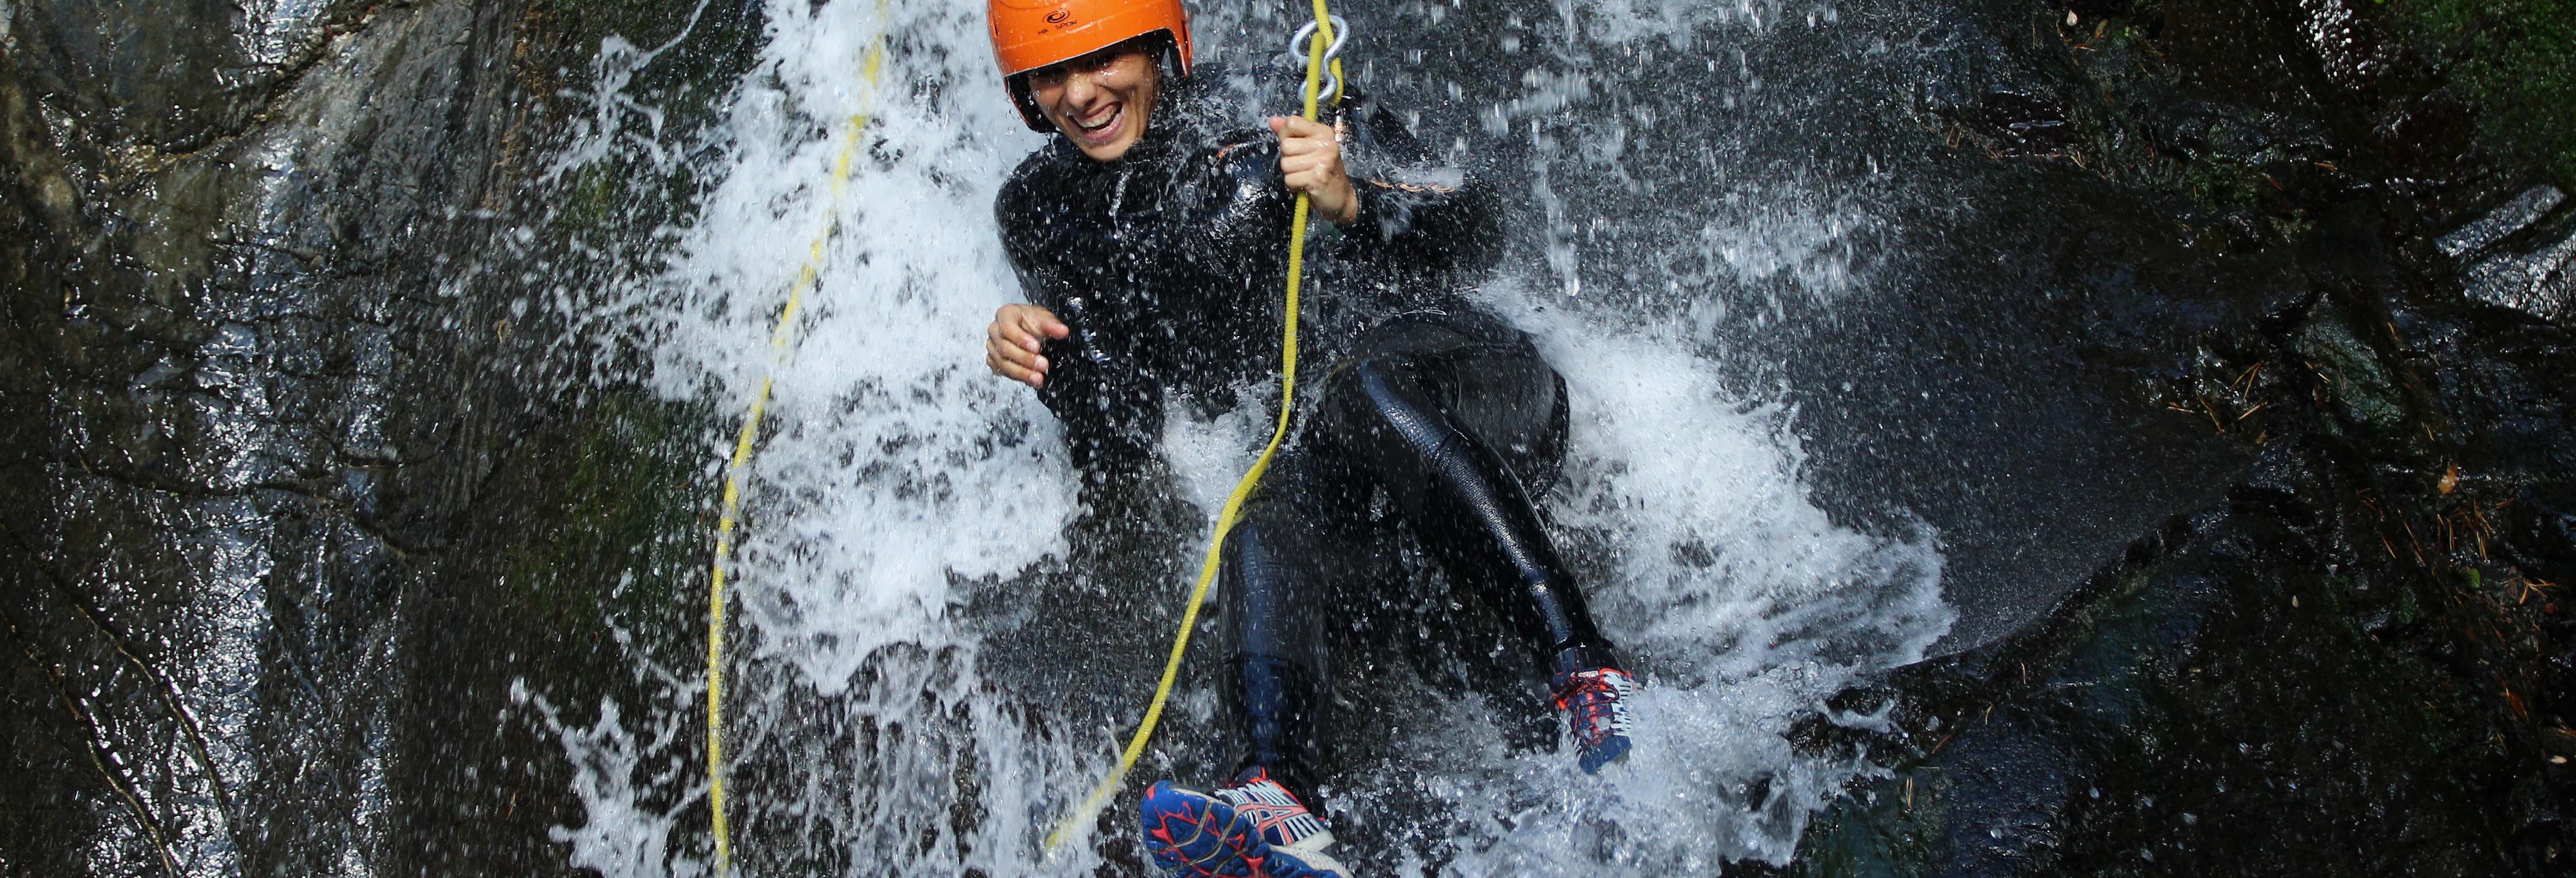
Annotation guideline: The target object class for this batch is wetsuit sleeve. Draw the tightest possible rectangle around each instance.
[1163,137,1296,406]
[1173,137,1296,284]
[1338,100,1504,276]
[995,170,1166,480]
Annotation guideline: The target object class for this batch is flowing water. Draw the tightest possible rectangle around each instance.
[523,0,1956,873]
[19,0,2572,872]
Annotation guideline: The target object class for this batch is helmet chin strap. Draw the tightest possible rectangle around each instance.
[1008,76,1047,131]
[1159,37,1185,83]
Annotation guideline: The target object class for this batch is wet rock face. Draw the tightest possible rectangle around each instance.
[0,0,598,873]
[1915,13,2074,156]
[2,0,2569,874]
[2451,187,2576,323]
[4,0,346,151]
[1767,0,2576,873]
[6,0,771,866]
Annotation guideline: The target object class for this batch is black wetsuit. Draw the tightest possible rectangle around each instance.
[996,65,1618,803]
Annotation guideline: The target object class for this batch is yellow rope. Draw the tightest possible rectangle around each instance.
[1042,0,1344,853]
[707,36,886,878]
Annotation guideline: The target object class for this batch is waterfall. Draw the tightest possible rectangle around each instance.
[533,0,1949,872]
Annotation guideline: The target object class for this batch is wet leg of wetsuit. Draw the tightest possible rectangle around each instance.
[1315,315,1620,676]
[1214,452,1360,808]
[1215,313,1621,803]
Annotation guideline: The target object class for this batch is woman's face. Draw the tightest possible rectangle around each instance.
[1025,43,1160,161]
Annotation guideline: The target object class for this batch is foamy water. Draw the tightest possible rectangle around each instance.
[530,0,1948,873]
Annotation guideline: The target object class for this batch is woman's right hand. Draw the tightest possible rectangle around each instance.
[985,303,1069,389]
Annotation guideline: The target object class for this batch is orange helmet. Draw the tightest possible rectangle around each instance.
[989,0,1192,130]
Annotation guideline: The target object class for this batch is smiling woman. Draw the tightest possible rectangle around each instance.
[1021,40,1162,160]
[978,0,1651,870]
[988,0,1190,128]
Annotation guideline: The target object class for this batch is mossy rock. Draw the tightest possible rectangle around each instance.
[2382,0,2576,186]
[2293,308,2406,436]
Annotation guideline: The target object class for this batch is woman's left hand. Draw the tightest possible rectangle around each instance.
[1270,115,1360,225]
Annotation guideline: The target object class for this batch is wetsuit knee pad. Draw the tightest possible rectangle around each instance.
[1446,354,1569,493]
[1320,356,1429,439]
[1318,314,1571,490]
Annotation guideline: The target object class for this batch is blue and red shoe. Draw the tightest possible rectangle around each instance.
[1139,773,1347,878]
[1552,666,1639,773]
[1213,768,1336,854]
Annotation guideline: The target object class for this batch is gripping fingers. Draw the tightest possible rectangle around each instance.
[985,307,1055,388]
[1281,150,1331,175]
[1271,115,1335,140]
[1281,155,1342,192]
[1282,163,1319,191]
[1271,116,1352,221]
[1286,172,1336,201]
[987,342,1045,388]
[1278,134,1331,158]
[1016,309,1069,347]
[989,330,1046,372]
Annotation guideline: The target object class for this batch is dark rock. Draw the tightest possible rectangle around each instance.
[2462,231,2576,323]
[1777,0,2576,873]
[2231,440,2316,523]
[2438,186,2566,259]
[2511,483,2576,579]
[3,0,763,873]
[2294,307,2407,434]
[1916,15,2074,156]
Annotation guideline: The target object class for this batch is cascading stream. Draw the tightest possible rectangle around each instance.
[532,0,1951,873]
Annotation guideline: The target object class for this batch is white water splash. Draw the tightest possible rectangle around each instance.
[533,0,1948,873]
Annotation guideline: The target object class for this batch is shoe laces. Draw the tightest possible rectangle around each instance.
[1216,769,1333,852]
[1552,667,1637,747]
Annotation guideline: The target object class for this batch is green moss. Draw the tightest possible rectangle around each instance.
[2293,309,2406,434]
[2384,0,2576,184]
[1791,769,1945,877]
[515,0,736,263]
[555,160,625,234]
[497,390,712,632]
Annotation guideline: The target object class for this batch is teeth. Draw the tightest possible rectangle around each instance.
[1077,106,1118,133]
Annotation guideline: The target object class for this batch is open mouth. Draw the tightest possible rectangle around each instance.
[1070,104,1123,142]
